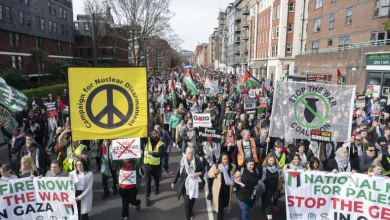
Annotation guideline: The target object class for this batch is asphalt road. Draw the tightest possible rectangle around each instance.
[0,144,287,220]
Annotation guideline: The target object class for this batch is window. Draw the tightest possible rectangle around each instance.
[331,0,336,2]
[327,39,332,52]
[0,5,3,20]
[272,26,275,38]
[111,48,116,55]
[275,25,279,38]
[289,3,294,12]
[26,13,31,26]
[77,48,82,56]
[84,23,89,31]
[9,32,15,47]
[266,30,268,42]
[18,56,22,69]
[370,32,388,45]
[75,23,79,31]
[64,10,67,19]
[102,48,107,55]
[64,26,68,36]
[6,6,11,22]
[24,0,29,5]
[273,6,276,20]
[49,20,52,32]
[374,0,389,17]
[19,11,24,25]
[61,24,64,35]
[287,24,293,32]
[277,5,280,19]
[275,45,278,57]
[53,22,57,33]
[55,41,61,52]
[253,21,256,30]
[47,1,51,14]
[52,4,56,15]
[315,0,322,9]
[87,48,92,55]
[312,41,319,52]
[12,56,16,68]
[40,18,44,30]
[346,7,352,25]
[338,36,350,50]
[59,7,63,18]
[313,18,321,32]
[36,37,44,49]
[329,13,335,29]
[286,44,292,53]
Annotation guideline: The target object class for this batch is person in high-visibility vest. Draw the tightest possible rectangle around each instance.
[270,140,289,213]
[381,141,390,177]
[58,128,88,173]
[234,129,258,168]
[143,129,166,207]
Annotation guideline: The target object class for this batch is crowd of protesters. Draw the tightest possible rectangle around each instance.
[0,67,390,220]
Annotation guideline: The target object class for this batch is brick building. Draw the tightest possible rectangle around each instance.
[294,0,390,95]
[0,0,74,74]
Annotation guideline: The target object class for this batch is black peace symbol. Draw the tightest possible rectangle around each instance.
[86,84,133,129]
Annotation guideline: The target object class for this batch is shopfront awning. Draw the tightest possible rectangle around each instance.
[250,60,266,69]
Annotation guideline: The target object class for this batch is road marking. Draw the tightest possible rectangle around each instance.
[204,172,214,220]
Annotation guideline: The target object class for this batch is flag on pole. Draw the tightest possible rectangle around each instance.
[57,96,69,114]
[171,76,177,109]
[0,77,28,112]
[261,82,267,97]
[100,142,110,176]
[337,69,342,85]
[205,77,219,93]
[157,86,166,105]
[306,72,309,82]
[191,72,198,84]
[243,69,262,88]
[184,68,198,95]
[237,76,243,93]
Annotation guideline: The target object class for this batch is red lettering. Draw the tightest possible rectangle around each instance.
[296,196,305,207]
[331,197,340,209]
[369,206,380,219]
[53,193,60,202]
[353,201,363,214]
[287,196,294,207]
[340,199,352,212]
[317,198,326,208]
[3,196,12,206]
[26,192,35,202]
[38,192,51,201]
[305,198,316,208]
[61,192,69,202]
[14,193,25,205]
[382,207,390,219]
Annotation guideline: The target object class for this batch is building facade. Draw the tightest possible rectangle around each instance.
[0,0,74,74]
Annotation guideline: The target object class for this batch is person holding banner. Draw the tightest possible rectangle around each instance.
[171,147,205,220]
[359,144,381,173]
[326,148,356,173]
[45,160,68,177]
[207,152,236,220]
[368,161,389,178]
[0,123,25,158]
[0,164,18,180]
[19,156,43,178]
[70,159,93,220]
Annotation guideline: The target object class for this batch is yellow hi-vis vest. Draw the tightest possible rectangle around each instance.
[383,157,390,176]
[67,144,87,171]
[144,140,164,166]
[276,153,286,172]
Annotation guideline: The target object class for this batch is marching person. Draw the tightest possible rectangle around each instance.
[169,109,182,147]
[0,123,25,159]
[101,139,118,199]
[143,129,166,206]
[0,164,18,180]
[203,141,221,200]
[326,148,357,173]
[171,147,205,220]
[181,119,199,156]
[25,142,51,174]
[207,152,236,220]
[89,139,102,171]
[359,144,381,173]
[59,128,88,173]
[234,130,258,168]
[19,156,43,178]
[154,125,172,176]
[45,160,68,177]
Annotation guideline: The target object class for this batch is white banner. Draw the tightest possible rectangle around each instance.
[112,138,141,160]
[285,170,390,220]
[0,177,78,220]
[119,170,137,185]
[193,113,212,128]
[270,81,356,142]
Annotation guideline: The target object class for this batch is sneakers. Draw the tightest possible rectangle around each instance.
[272,206,281,213]
[123,217,128,220]
[136,204,141,212]
[190,214,196,219]
[145,198,151,206]
[101,192,110,199]
[154,187,160,195]
[165,170,169,175]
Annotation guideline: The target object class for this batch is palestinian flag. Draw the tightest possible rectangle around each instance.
[191,72,198,84]
[172,69,179,77]
[337,69,342,85]
[100,142,110,176]
[171,76,177,109]
[157,86,166,105]
[261,83,267,97]
[237,76,243,93]
[184,68,198,95]
[57,96,69,114]
[205,77,219,93]
[243,69,262,88]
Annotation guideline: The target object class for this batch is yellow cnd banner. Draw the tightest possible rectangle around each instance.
[68,67,147,140]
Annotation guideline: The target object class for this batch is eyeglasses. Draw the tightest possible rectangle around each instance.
[367,150,375,152]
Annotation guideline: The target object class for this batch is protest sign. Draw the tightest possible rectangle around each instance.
[111,138,141,160]
[270,81,356,142]
[0,177,78,220]
[175,82,181,89]
[259,97,268,108]
[285,170,390,220]
[44,102,58,117]
[355,95,365,108]
[249,89,256,98]
[225,111,236,126]
[193,113,212,128]
[257,106,266,120]
[158,84,165,91]
[119,170,137,185]
[244,98,256,110]
[310,130,331,142]
[198,127,222,143]
[0,105,18,132]
[371,103,380,116]
[265,78,270,90]
[163,111,173,124]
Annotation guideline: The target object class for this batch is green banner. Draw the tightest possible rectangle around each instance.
[366,53,390,66]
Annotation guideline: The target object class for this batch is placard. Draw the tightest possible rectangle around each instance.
[198,127,222,143]
[225,111,236,126]
[355,95,366,108]
[163,111,173,124]
[249,89,256,98]
[244,98,256,110]
[45,102,58,117]
[257,106,266,120]
[112,138,142,160]
[119,170,137,185]
[310,130,331,142]
[371,103,381,116]
[193,113,212,128]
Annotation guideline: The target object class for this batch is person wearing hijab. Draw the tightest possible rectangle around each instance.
[326,148,357,173]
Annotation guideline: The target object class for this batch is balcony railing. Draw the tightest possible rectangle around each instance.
[242,18,249,27]
[235,36,240,43]
[235,25,241,32]
[241,32,249,40]
[242,6,250,15]
[235,12,242,21]
[240,57,248,63]
[234,47,240,54]
[241,44,248,52]
[297,39,390,55]
[234,58,240,65]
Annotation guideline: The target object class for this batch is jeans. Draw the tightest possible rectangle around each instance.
[238,199,253,220]
[119,187,141,218]
[255,183,265,202]
[161,153,169,172]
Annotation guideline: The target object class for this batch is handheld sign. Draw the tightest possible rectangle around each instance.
[371,104,381,116]
[119,170,137,185]
[193,113,212,128]
[257,106,266,120]
[112,138,141,160]
[163,111,173,124]
[244,98,256,110]
[355,95,365,108]
[311,130,332,142]
[225,111,236,126]
[198,127,222,143]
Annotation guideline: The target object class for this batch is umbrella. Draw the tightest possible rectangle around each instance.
[365,90,373,96]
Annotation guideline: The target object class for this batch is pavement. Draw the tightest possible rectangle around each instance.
[0,143,287,220]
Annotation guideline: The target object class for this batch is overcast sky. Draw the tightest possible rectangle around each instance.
[72,0,229,52]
